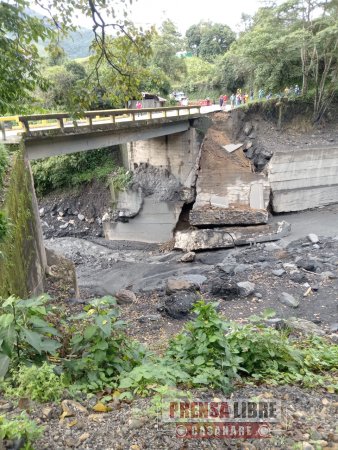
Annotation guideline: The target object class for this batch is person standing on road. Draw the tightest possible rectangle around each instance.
[230,93,235,109]
[219,95,224,107]
[136,100,142,117]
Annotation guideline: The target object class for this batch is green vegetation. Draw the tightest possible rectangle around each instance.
[0,145,42,298]
[63,296,147,393]
[0,413,43,449]
[31,147,123,196]
[2,296,336,406]
[0,144,9,188]
[0,295,61,377]
[3,363,64,402]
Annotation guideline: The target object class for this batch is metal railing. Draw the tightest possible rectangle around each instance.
[0,106,201,141]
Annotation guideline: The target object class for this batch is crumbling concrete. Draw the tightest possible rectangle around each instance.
[175,221,291,252]
[190,207,268,226]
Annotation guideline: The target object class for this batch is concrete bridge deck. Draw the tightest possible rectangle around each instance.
[0,105,223,160]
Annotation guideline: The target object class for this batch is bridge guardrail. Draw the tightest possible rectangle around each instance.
[0,106,201,140]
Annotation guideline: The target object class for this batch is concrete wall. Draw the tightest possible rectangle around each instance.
[127,129,201,187]
[0,144,47,298]
[269,146,338,212]
[104,198,183,243]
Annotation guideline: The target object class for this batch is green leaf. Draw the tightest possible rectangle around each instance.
[39,339,61,354]
[119,377,133,388]
[29,317,61,337]
[95,316,111,336]
[0,314,14,328]
[0,353,10,378]
[194,356,205,366]
[21,328,43,354]
[84,325,97,340]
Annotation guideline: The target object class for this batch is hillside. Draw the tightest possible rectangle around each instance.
[27,8,93,59]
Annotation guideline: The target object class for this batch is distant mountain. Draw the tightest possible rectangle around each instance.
[26,7,93,59]
[59,28,94,59]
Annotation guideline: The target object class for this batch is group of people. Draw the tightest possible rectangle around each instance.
[220,84,302,110]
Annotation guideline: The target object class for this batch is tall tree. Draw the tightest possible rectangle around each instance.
[0,0,152,114]
[185,21,236,61]
[151,20,187,81]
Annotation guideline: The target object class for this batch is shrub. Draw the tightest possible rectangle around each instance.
[62,296,147,392]
[0,412,43,447]
[31,147,118,195]
[3,363,64,402]
[0,295,62,377]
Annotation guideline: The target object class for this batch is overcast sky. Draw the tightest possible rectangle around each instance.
[128,0,265,33]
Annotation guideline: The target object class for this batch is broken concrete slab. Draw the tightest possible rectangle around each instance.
[222,143,243,153]
[104,198,183,243]
[113,187,143,218]
[174,221,291,252]
[189,207,269,226]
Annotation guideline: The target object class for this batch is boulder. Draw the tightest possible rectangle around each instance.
[278,292,299,308]
[209,278,239,300]
[285,318,325,336]
[308,233,319,244]
[163,291,198,319]
[290,272,307,283]
[272,269,285,277]
[237,281,255,297]
[115,289,136,305]
[180,252,196,263]
[166,278,196,295]
[296,259,322,272]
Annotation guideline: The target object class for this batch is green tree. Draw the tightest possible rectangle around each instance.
[186,21,236,61]
[225,0,338,120]
[0,1,51,114]
[45,42,66,66]
[151,20,187,82]
[0,0,154,114]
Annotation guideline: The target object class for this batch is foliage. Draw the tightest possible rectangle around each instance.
[185,21,236,61]
[0,210,9,244]
[182,57,216,94]
[63,296,147,393]
[3,363,64,402]
[0,144,9,188]
[109,168,132,193]
[86,28,156,108]
[227,318,338,390]
[0,0,153,114]
[165,301,240,392]
[151,20,187,82]
[118,302,338,398]
[38,62,87,111]
[0,1,51,114]
[31,147,118,195]
[0,295,61,378]
[0,412,43,448]
[223,0,338,120]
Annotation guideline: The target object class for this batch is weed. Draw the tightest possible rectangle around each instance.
[0,412,43,448]
[0,295,62,377]
[3,363,64,402]
[62,296,147,392]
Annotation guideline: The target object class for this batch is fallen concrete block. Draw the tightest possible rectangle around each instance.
[190,207,269,226]
[175,221,291,252]
[222,143,243,153]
